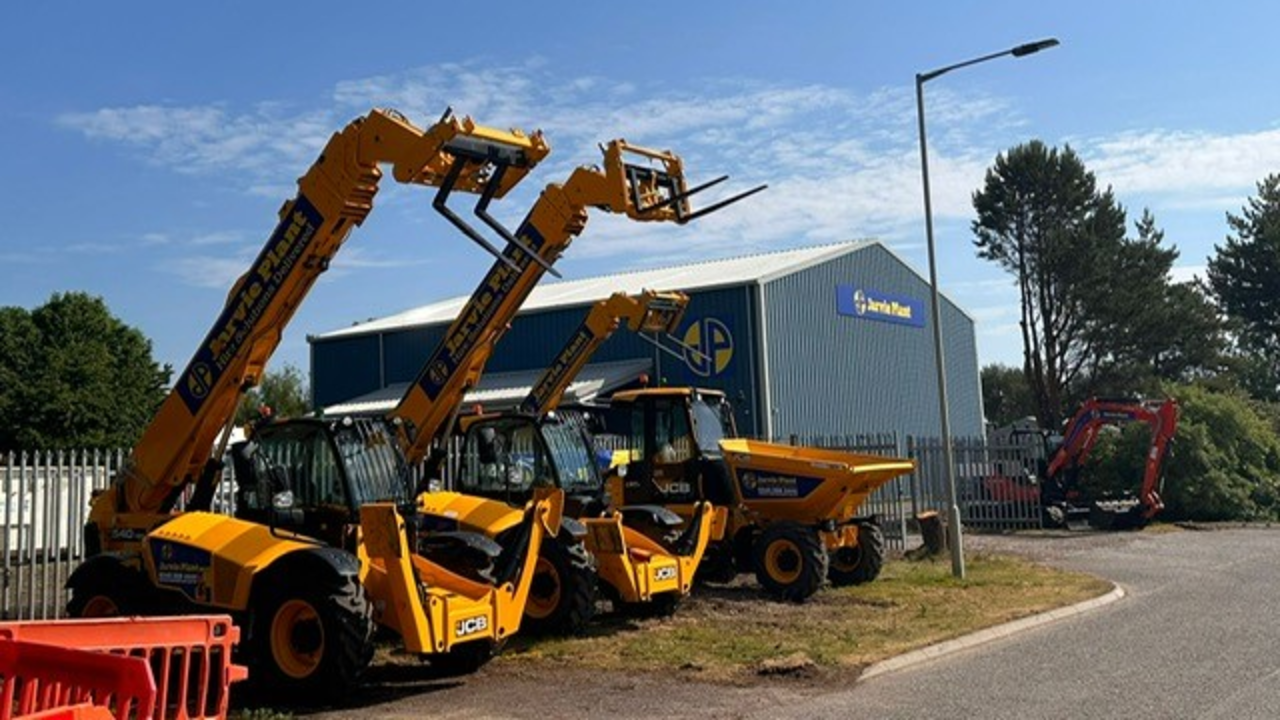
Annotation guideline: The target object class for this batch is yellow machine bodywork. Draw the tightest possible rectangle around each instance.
[582,502,719,603]
[607,391,915,544]
[142,512,324,610]
[719,438,915,529]
[394,146,760,625]
[423,490,720,606]
[359,494,561,653]
[133,493,561,657]
[69,108,561,699]
[90,109,550,552]
[606,386,916,601]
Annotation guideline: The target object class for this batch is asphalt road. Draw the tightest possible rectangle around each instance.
[763,527,1280,720]
[302,528,1279,719]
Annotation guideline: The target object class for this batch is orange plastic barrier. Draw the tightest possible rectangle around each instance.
[0,617,248,720]
[0,638,155,719]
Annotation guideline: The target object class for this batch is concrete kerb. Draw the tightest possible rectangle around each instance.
[859,583,1127,682]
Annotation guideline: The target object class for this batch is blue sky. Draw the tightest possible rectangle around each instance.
[4,2,1280,385]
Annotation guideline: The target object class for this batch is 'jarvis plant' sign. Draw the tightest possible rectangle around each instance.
[836,285,926,328]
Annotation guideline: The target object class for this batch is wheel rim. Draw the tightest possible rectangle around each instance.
[271,599,325,679]
[80,595,120,617]
[764,539,803,584]
[525,558,562,620]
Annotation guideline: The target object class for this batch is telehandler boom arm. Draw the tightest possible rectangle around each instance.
[388,141,763,465]
[91,109,550,544]
[519,290,690,416]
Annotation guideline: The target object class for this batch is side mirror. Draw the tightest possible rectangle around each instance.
[272,489,295,509]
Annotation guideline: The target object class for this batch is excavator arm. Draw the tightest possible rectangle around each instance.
[89,108,551,551]
[520,290,690,416]
[1047,397,1180,518]
[389,140,764,465]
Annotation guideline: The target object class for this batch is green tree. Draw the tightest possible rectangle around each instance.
[0,308,40,451]
[972,141,1129,426]
[1079,211,1225,395]
[235,363,311,425]
[980,364,1036,428]
[0,293,169,451]
[1205,174,1280,400]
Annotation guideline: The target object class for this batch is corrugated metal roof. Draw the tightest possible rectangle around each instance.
[323,358,652,416]
[316,240,875,340]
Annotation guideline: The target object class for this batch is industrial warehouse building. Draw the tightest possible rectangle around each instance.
[309,241,984,440]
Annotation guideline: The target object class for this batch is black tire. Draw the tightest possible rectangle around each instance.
[752,522,828,602]
[827,522,885,586]
[246,571,375,706]
[428,640,496,677]
[618,591,682,619]
[66,559,145,618]
[522,535,597,635]
[695,541,739,585]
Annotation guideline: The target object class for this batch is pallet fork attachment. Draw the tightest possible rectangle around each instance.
[617,142,768,224]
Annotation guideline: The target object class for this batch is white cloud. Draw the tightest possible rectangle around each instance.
[67,242,123,254]
[57,59,1280,269]
[1082,127,1280,208]
[1169,264,1205,284]
[58,104,330,179]
[969,304,1019,323]
[168,255,254,289]
[949,278,1017,296]
[0,252,44,264]
[326,246,434,276]
[189,230,244,246]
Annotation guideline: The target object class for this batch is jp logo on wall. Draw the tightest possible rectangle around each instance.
[682,317,734,377]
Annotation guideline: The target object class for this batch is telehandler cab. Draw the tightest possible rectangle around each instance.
[605,387,915,602]
[67,108,563,703]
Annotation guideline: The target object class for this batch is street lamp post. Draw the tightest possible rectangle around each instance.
[915,38,1059,579]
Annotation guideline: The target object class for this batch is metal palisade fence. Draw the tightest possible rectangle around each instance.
[0,449,236,621]
[792,433,1046,544]
[1,435,1046,620]
[2,449,121,621]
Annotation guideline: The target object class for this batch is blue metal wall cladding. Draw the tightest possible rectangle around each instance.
[382,326,446,385]
[311,285,764,433]
[311,334,381,409]
[762,244,983,440]
[482,286,763,435]
[309,243,983,442]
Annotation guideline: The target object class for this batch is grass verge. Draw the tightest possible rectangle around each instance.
[499,552,1111,683]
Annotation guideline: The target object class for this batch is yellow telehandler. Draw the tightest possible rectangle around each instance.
[67,108,563,703]
[446,290,726,624]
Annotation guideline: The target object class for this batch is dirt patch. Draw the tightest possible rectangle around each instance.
[755,651,817,678]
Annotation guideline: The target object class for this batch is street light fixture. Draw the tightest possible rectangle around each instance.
[915,37,1059,579]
